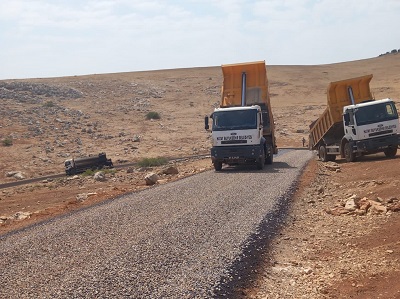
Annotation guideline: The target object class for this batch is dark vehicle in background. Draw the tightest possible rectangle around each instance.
[65,152,113,175]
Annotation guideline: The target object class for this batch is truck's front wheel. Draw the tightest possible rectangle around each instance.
[384,146,397,158]
[344,142,357,162]
[213,161,223,171]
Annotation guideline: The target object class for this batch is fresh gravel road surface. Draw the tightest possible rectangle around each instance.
[0,149,312,298]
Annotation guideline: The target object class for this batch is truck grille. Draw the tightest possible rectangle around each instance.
[369,130,393,137]
[221,140,248,144]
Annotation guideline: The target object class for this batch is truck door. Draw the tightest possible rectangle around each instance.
[344,109,358,140]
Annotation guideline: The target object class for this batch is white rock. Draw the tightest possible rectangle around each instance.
[93,171,106,182]
[145,172,159,185]
[13,172,26,180]
[345,199,357,211]
[13,211,32,220]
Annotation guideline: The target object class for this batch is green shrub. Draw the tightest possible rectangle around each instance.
[146,111,161,120]
[102,168,116,175]
[81,169,95,176]
[2,138,13,146]
[81,168,116,177]
[43,100,55,108]
[137,157,168,167]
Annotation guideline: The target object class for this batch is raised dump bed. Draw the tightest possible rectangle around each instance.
[221,61,277,153]
[309,74,373,149]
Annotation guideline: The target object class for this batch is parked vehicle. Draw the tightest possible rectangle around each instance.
[309,74,400,162]
[64,152,113,175]
[205,61,277,170]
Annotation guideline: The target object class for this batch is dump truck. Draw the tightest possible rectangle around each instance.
[205,61,277,170]
[64,152,113,175]
[309,74,400,162]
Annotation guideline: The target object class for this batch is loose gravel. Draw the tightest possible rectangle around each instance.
[0,150,312,298]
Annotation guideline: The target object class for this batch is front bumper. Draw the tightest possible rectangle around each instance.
[356,134,400,152]
[211,145,262,164]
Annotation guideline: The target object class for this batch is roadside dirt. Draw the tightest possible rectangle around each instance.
[1,54,400,298]
[247,154,400,299]
[0,158,213,235]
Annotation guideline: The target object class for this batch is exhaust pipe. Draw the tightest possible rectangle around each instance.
[241,72,246,106]
[348,86,355,105]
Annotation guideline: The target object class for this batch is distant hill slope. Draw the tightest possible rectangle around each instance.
[0,55,399,179]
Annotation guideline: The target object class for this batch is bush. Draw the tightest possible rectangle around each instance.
[43,100,55,108]
[81,169,95,176]
[2,138,13,146]
[146,111,161,120]
[81,168,116,177]
[137,157,168,167]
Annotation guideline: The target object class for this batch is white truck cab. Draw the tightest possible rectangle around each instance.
[205,105,270,170]
[341,98,399,160]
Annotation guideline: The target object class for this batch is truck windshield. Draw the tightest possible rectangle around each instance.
[212,109,257,131]
[355,102,398,126]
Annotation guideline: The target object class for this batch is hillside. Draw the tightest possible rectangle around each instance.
[1,55,399,182]
[1,54,400,298]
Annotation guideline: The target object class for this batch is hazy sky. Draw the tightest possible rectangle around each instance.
[0,0,399,79]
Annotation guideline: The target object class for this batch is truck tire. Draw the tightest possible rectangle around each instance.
[257,149,265,170]
[319,145,328,162]
[344,142,357,162]
[384,146,397,158]
[213,161,223,171]
[265,152,273,165]
[265,145,273,164]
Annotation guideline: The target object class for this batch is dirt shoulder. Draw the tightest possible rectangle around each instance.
[248,153,400,299]
[0,157,213,235]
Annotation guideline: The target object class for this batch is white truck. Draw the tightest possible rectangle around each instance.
[309,75,400,162]
[205,61,277,170]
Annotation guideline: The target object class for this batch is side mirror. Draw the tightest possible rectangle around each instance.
[205,116,209,130]
[343,113,350,126]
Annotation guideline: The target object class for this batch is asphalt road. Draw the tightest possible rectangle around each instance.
[0,149,312,298]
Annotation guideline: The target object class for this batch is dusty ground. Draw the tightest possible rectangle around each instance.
[248,155,400,299]
[1,53,400,298]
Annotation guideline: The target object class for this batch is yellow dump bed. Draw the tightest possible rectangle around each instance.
[221,61,269,107]
[220,61,276,151]
[309,74,373,149]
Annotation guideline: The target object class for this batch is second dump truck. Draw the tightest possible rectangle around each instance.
[309,74,400,162]
[205,61,277,170]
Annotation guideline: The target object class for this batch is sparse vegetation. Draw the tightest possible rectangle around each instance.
[146,111,161,120]
[379,49,399,57]
[2,138,13,146]
[81,168,116,177]
[103,168,116,175]
[137,157,168,167]
[43,100,56,108]
[81,169,96,176]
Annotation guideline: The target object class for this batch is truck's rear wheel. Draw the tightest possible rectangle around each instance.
[265,145,273,164]
[319,145,328,162]
[257,150,265,170]
[213,161,222,171]
[344,142,356,162]
[384,146,397,158]
[265,153,273,165]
